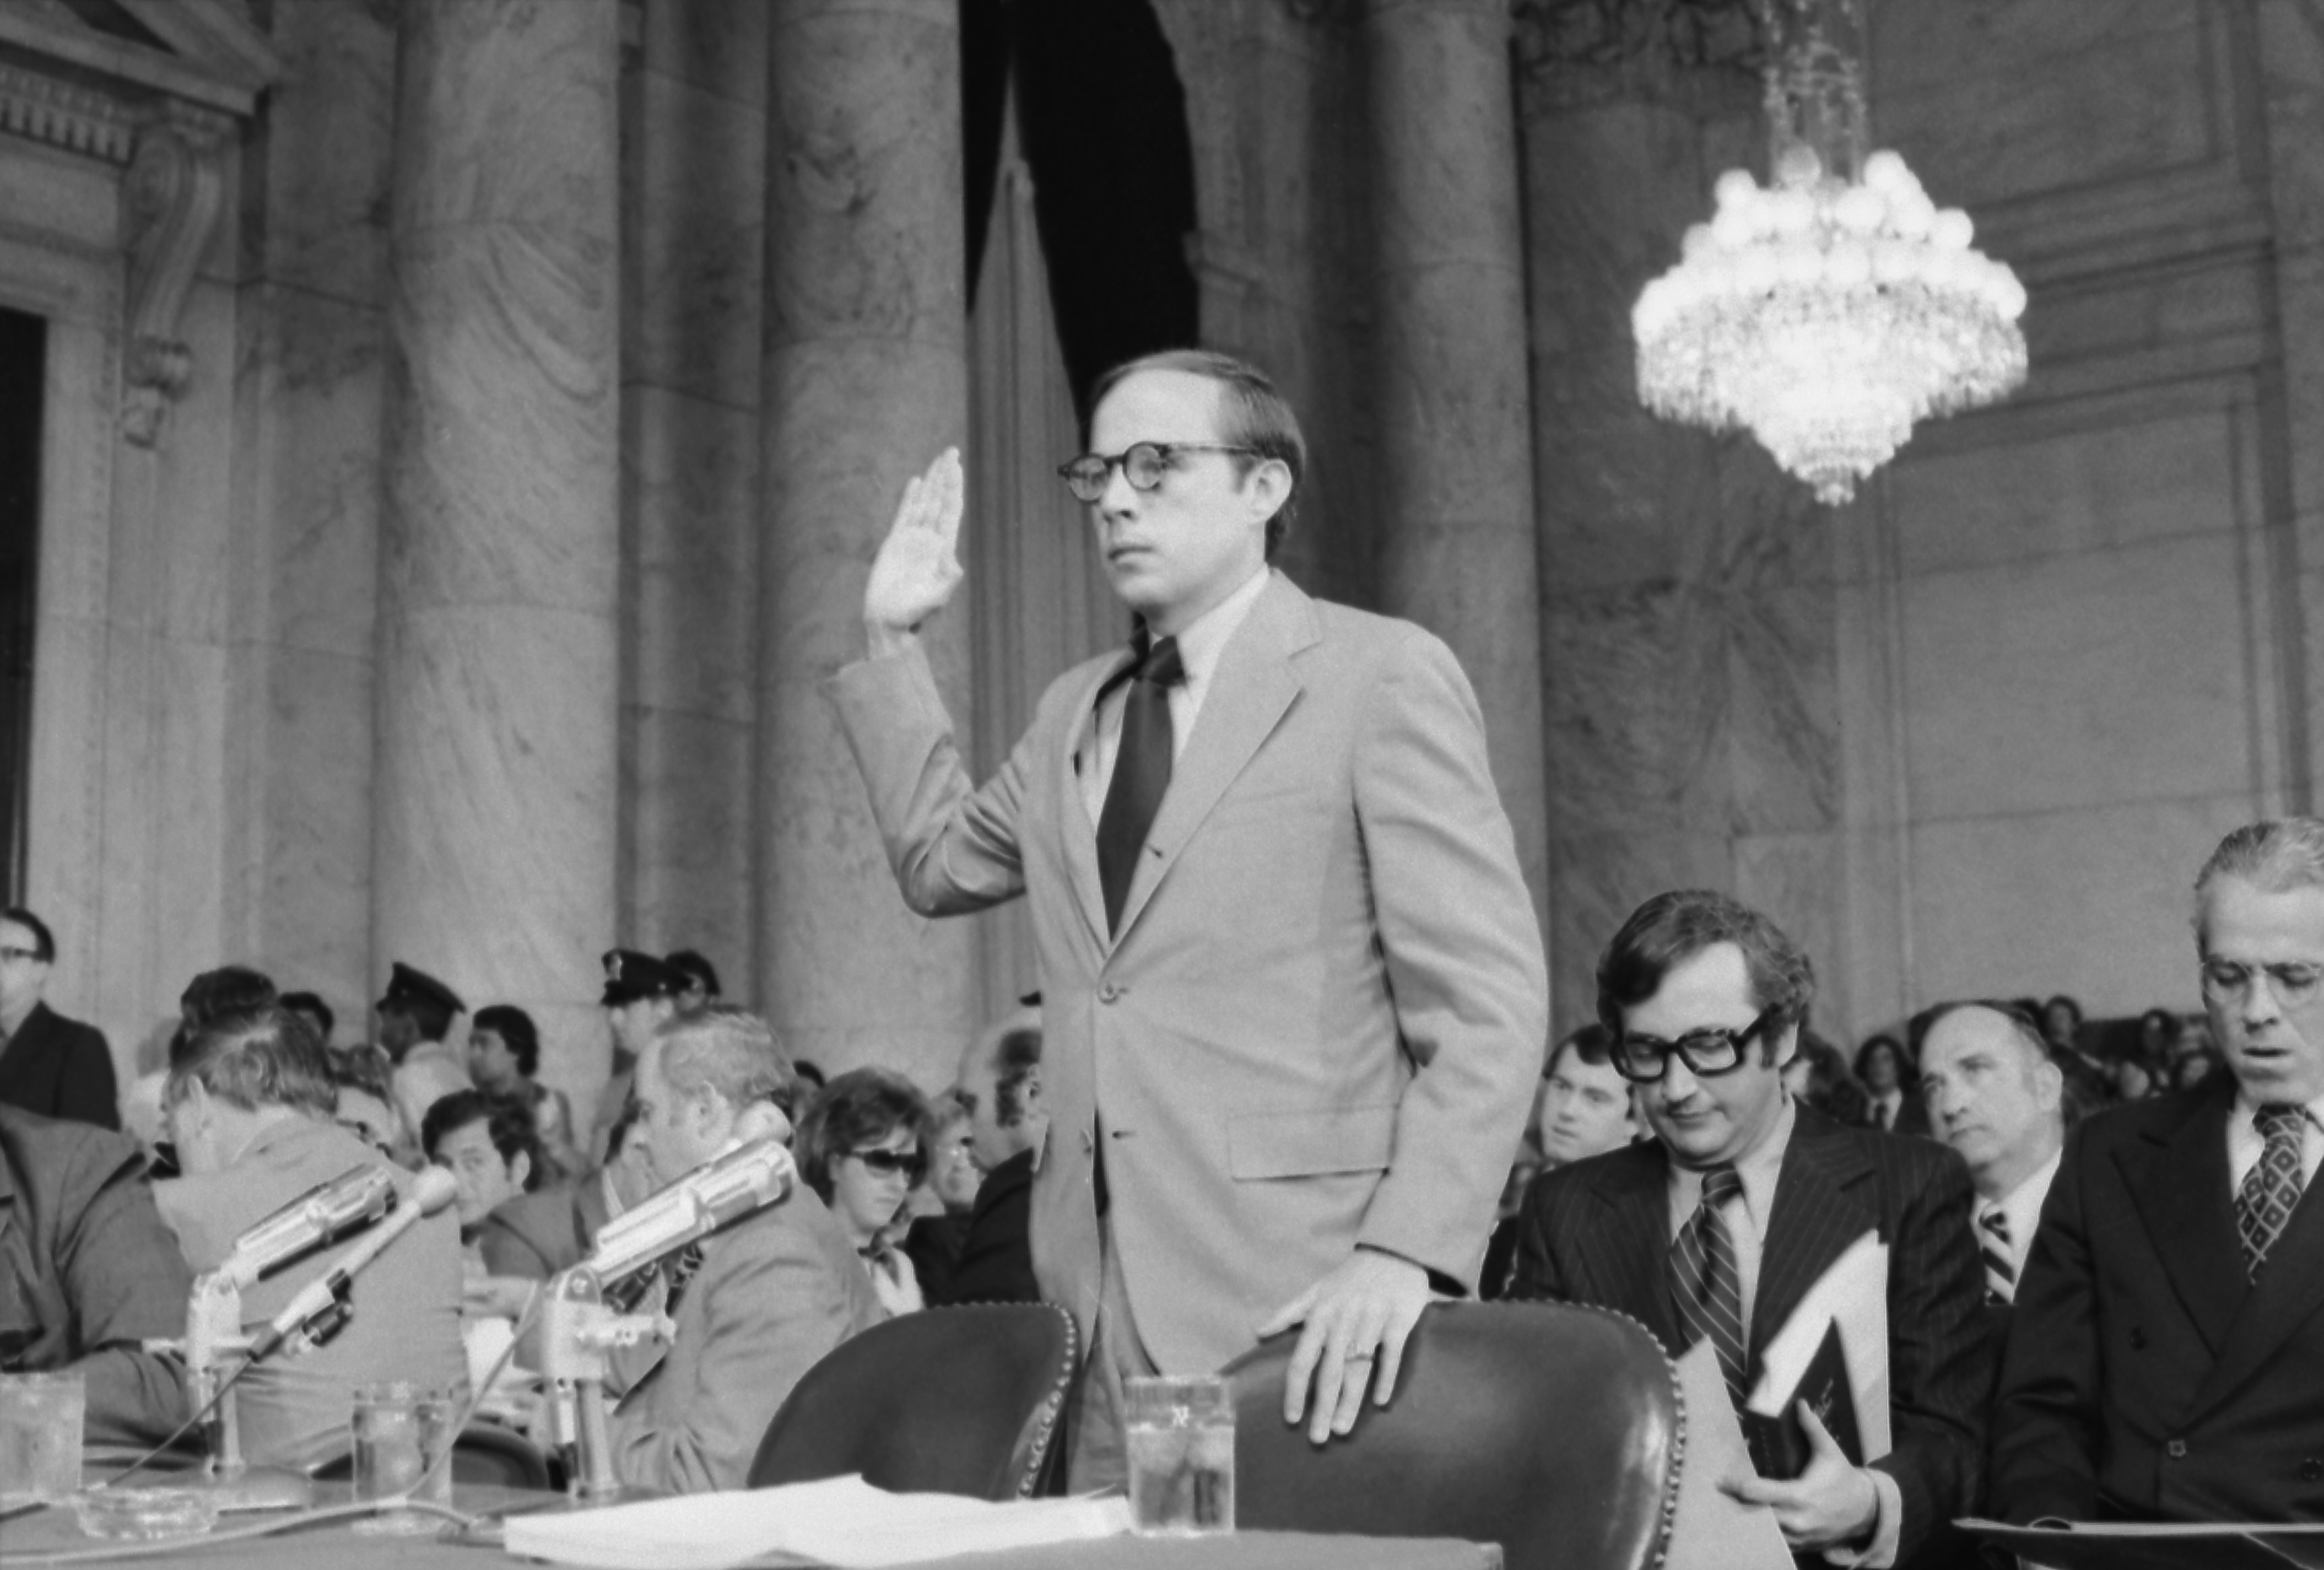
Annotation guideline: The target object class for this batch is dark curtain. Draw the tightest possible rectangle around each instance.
[0,306,43,904]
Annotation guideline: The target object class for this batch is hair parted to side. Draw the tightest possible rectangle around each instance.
[2195,817,2324,931]
[1595,889,1816,1054]
[1545,1023,1614,1080]
[181,966,277,1029]
[419,1087,545,1188]
[992,1026,1044,1126]
[472,1003,541,1077]
[2,907,56,962]
[1089,348,1306,562]
[167,1003,337,1120]
[1922,999,2052,1069]
[794,1066,936,1204]
[652,1009,793,1113]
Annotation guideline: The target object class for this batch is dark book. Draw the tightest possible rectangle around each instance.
[1741,1320,1862,1479]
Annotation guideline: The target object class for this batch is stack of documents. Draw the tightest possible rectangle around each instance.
[502,1475,1132,1569]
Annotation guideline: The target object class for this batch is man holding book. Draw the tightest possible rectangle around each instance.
[1512,890,1989,1567]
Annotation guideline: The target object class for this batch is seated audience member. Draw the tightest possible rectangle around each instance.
[0,907,120,1131]
[666,949,721,1017]
[480,1102,656,1282]
[154,1005,466,1471]
[1992,817,2324,1524]
[279,991,334,1049]
[942,1022,1045,1307]
[1784,1028,1871,1127]
[421,1088,546,1411]
[796,1067,935,1317]
[2041,991,2114,1116]
[1513,889,1987,1568]
[2172,1046,2222,1093]
[902,1087,980,1304]
[607,1010,879,1493]
[375,962,472,1139]
[1484,1024,1635,1298]
[591,949,687,1164]
[326,1043,408,1161]
[1916,1002,2064,1310]
[1857,1034,1931,1136]
[0,1103,191,1444]
[467,1003,583,1181]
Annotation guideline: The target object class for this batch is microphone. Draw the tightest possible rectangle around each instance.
[250,1166,458,1359]
[217,1166,398,1289]
[578,1137,795,1286]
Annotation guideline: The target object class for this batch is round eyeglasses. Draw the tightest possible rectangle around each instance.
[2199,958,2324,1010]
[1056,441,1258,503]
[1611,1005,1784,1083]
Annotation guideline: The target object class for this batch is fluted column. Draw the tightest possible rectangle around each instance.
[377,0,621,1114]
[760,0,977,1085]
[1366,0,1550,933]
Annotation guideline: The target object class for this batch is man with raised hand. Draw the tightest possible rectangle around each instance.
[828,349,1546,1487]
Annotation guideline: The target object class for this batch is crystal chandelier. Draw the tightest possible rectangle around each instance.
[1631,0,2028,505]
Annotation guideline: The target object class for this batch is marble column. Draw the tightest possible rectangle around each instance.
[760,0,978,1086]
[376,0,621,1117]
[1365,0,1550,933]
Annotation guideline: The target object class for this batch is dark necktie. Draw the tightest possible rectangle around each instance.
[1095,632,1184,935]
[1978,1205,2015,1305]
[2239,1105,2309,1281]
[1671,1165,1748,1408]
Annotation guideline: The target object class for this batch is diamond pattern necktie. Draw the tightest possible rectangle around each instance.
[1096,631,1185,935]
[1671,1165,1748,1408]
[1978,1205,2015,1305]
[2239,1105,2309,1281]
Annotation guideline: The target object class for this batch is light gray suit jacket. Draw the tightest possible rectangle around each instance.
[829,570,1548,1373]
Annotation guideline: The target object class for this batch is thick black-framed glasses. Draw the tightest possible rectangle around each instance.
[1612,1005,1784,1083]
[1057,441,1258,503]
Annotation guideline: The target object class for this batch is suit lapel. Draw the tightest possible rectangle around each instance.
[2120,1083,2245,1357]
[2182,1108,2324,1421]
[1751,1114,1879,1373]
[1062,651,1134,949]
[1110,575,1314,946]
[1577,1143,1683,1355]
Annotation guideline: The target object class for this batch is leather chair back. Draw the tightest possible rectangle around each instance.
[748,1301,1076,1499]
[1222,1301,1680,1570]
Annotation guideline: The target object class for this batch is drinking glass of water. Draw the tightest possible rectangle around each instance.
[1124,1374,1234,1536]
[349,1382,453,1535]
[0,1371,85,1508]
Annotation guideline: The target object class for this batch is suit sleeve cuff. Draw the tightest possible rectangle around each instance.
[1822,1468,1903,1569]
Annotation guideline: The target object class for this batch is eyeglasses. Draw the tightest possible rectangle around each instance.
[847,1147,927,1181]
[2199,958,2324,1009]
[1056,442,1258,503]
[0,946,41,963]
[1611,1006,1783,1084]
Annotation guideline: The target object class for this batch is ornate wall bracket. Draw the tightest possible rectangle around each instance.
[118,109,229,448]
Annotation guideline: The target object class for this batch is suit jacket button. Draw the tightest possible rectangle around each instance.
[2165,1439,2187,1459]
[2129,1326,2147,1350]
[1099,983,1121,1003]
[2303,1458,2323,1482]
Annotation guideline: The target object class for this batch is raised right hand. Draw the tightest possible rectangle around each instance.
[863,449,966,646]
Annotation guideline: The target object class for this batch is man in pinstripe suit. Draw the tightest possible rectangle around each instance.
[1512,891,1989,1568]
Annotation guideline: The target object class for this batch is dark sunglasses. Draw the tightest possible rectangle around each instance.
[1612,1005,1784,1084]
[847,1147,927,1180]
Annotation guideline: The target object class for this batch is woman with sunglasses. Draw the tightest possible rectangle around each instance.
[796,1067,937,1317]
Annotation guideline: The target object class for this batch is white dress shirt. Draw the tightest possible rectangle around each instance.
[1077,565,1272,827]
[2226,1089,2324,1195]
[1979,1148,2060,1282]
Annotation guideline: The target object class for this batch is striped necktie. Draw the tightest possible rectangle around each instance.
[2239,1105,2309,1281]
[1977,1204,2015,1305]
[1670,1166,1748,1407]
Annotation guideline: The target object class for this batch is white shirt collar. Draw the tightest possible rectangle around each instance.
[2231,1086,2324,1127]
[1163,566,1270,703]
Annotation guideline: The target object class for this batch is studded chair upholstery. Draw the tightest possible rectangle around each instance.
[1222,1301,1682,1570]
[748,1301,1077,1500]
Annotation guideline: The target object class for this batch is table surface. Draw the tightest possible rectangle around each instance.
[0,1483,1502,1570]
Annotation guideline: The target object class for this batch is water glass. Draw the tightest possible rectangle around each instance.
[349,1382,453,1535]
[1124,1374,1234,1536]
[0,1370,86,1507]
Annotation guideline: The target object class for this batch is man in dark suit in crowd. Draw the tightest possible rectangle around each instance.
[1513,889,1988,1568]
[0,907,118,1130]
[938,1017,1047,1306]
[1857,1034,1932,1137]
[1991,817,2324,1523]
[1916,1001,2063,1313]
[479,1102,655,1282]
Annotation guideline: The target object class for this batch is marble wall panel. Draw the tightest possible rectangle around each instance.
[1733,830,1848,1028]
[1542,580,1726,834]
[2019,254,2268,376]
[1518,99,1705,359]
[1877,19,2223,212]
[624,64,765,408]
[642,0,768,107]
[2,137,124,254]
[1900,533,2259,822]
[1545,829,1734,1035]
[1532,404,1722,594]
[626,387,759,723]
[1907,795,2252,1018]
[1872,0,2199,94]
[259,645,377,1020]
[1725,581,1840,838]
[248,0,394,301]
[622,706,754,995]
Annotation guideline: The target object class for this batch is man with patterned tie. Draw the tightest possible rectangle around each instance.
[829,350,1547,1489]
[1992,817,2324,1523]
[1916,1001,2064,1310]
[1512,890,1988,1567]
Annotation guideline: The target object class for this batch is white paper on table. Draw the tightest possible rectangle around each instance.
[500,1474,1132,1570]
[1662,1338,1793,1570]
[1744,1228,1890,1462]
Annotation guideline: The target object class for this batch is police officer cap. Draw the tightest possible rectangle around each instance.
[602,948,687,1006]
[377,961,466,1016]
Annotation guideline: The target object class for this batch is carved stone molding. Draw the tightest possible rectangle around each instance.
[0,62,139,163]
[1512,0,1762,114]
[119,108,230,448]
